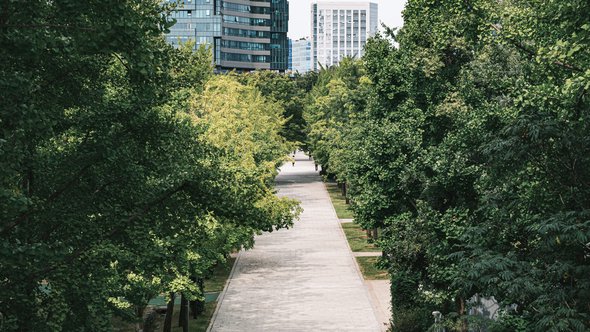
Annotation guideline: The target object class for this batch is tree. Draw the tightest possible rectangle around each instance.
[303,0,590,330]
[238,71,309,147]
[0,1,300,331]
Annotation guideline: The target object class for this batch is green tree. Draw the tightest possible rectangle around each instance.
[238,71,309,147]
[303,0,590,330]
[0,2,299,331]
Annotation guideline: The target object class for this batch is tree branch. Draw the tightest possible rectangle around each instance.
[126,181,189,225]
[1,163,95,236]
[489,24,584,73]
[113,53,131,72]
[35,181,190,277]
[47,164,94,202]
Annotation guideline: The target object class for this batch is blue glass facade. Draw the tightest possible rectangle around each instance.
[166,0,289,72]
[270,0,289,71]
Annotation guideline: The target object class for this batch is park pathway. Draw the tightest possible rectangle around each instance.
[208,151,382,332]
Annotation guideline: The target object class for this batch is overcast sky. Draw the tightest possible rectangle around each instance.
[287,0,407,39]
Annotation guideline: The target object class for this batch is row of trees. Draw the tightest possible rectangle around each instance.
[0,1,300,331]
[304,0,589,331]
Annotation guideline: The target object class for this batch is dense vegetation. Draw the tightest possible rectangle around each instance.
[3,0,589,331]
[304,0,590,331]
[0,1,300,331]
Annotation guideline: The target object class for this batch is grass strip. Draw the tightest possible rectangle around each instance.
[325,181,354,219]
[356,256,388,280]
[341,223,380,252]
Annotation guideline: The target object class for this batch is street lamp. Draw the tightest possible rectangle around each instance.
[432,311,443,332]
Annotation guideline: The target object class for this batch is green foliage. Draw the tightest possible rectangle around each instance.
[304,0,590,330]
[237,71,311,147]
[390,306,432,332]
[0,1,299,330]
[488,311,532,332]
[304,57,370,182]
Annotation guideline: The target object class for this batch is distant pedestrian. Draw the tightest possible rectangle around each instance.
[315,162,318,171]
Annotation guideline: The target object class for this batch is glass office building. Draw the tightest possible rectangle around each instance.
[166,0,289,72]
[289,37,312,73]
[311,1,378,71]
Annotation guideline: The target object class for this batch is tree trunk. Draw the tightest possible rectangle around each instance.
[372,228,378,240]
[135,305,145,332]
[189,276,198,319]
[163,292,175,332]
[180,293,189,332]
[178,293,186,327]
[190,298,198,319]
[189,278,206,319]
[196,278,205,316]
[458,297,467,332]
[343,183,350,204]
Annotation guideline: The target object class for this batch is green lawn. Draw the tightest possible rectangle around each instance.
[113,257,235,331]
[325,181,354,219]
[356,256,389,280]
[341,223,380,252]
[205,257,236,292]
[170,302,217,332]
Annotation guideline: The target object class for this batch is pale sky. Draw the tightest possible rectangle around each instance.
[287,0,407,39]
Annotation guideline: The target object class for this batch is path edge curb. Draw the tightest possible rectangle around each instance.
[206,250,243,332]
[323,181,383,332]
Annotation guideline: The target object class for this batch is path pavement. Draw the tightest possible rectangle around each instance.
[208,151,382,332]
[366,281,392,330]
[353,252,383,257]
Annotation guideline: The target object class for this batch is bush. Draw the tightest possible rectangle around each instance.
[390,307,432,332]
[390,271,421,308]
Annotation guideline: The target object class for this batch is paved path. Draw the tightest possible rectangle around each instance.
[366,280,392,330]
[353,252,383,257]
[208,151,381,332]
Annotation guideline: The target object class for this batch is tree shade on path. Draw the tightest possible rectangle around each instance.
[208,151,381,331]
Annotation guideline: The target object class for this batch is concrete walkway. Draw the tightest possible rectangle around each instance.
[366,280,392,330]
[208,151,381,332]
[353,252,383,257]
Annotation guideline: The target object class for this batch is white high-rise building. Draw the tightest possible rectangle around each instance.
[290,37,313,73]
[311,1,378,71]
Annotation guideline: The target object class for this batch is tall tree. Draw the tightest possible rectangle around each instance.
[0,1,300,331]
[303,0,590,330]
